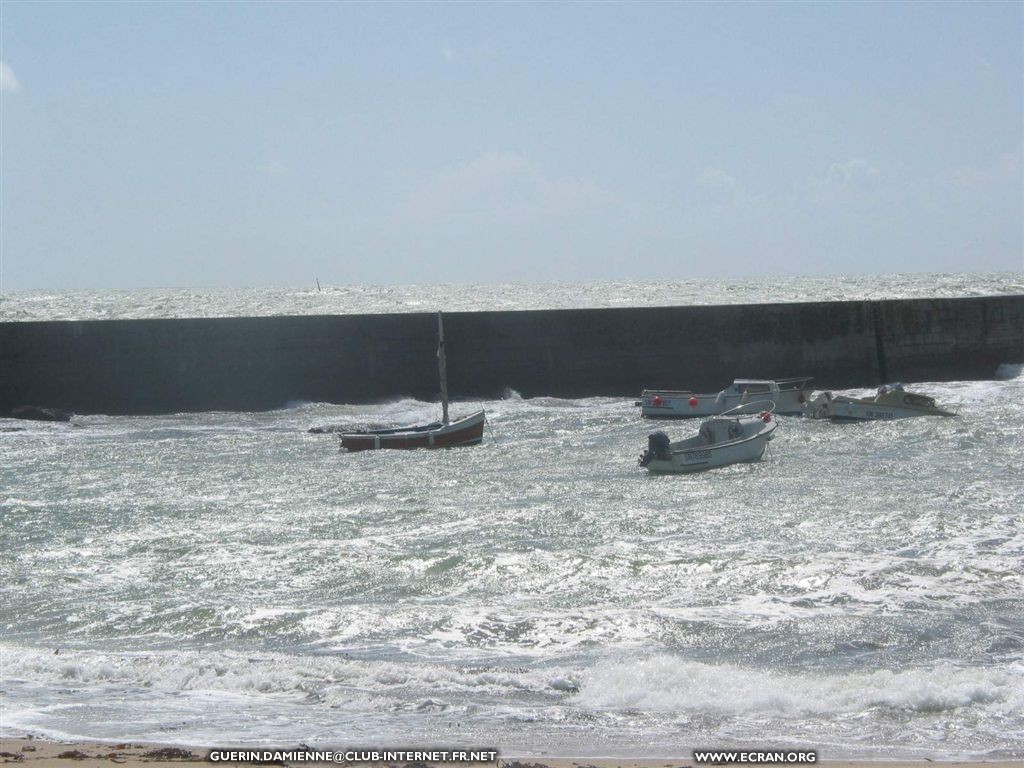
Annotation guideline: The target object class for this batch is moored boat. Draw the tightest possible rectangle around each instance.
[639,402,777,474]
[805,383,956,421]
[339,409,486,451]
[338,312,486,451]
[638,377,812,418]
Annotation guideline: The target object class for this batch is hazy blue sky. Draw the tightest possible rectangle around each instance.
[1,1,1021,290]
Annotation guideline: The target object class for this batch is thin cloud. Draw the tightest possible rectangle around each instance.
[401,152,620,222]
[263,161,288,177]
[441,44,455,62]
[378,152,638,281]
[0,61,21,93]
[692,168,744,208]
[800,159,885,207]
[824,159,882,190]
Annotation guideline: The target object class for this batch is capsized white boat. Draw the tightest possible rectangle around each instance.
[637,377,812,418]
[639,402,778,474]
[805,383,956,421]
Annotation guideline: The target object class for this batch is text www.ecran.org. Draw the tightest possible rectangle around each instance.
[693,751,817,764]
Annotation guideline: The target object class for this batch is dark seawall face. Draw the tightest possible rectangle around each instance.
[1,296,1021,415]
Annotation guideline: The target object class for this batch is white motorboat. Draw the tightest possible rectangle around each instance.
[637,377,812,418]
[639,402,778,474]
[805,383,956,421]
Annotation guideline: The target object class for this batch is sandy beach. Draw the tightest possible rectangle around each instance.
[2,738,1022,768]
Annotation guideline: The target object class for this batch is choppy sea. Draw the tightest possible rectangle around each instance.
[2,272,1022,322]
[2,274,1023,758]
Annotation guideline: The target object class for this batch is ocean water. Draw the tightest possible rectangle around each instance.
[2,272,1022,322]
[2,276,1023,758]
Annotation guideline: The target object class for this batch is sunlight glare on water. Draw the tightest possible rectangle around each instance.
[1,277,1023,757]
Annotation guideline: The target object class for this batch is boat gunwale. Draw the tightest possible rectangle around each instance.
[825,400,955,418]
[668,419,776,455]
[339,410,486,440]
[642,377,813,398]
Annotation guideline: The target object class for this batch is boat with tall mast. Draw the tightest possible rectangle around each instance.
[339,312,486,451]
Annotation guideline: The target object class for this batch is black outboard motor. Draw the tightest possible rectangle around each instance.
[639,431,671,467]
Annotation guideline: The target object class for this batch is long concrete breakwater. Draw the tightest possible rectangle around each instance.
[1,295,1022,416]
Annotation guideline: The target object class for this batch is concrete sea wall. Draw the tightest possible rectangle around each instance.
[1,295,1022,415]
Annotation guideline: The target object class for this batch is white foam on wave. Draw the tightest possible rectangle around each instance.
[0,644,557,705]
[10,644,1020,722]
[1,497,48,509]
[575,655,1024,716]
[4,645,1024,755]
[996,363,1024,380]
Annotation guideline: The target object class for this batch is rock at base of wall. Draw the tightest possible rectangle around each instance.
[7,405,74,422]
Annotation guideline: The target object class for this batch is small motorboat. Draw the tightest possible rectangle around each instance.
[639,402,777,474]
[805,383,956,421]
[338,312,486,451]
[634,376,811,417]
[637,377,812,418]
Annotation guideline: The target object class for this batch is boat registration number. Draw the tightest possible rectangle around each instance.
[682,450,711,463]
[864,410,895,419]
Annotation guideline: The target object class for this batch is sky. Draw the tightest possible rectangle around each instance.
[1,1,1021,291]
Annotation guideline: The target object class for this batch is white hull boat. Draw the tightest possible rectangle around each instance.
[806,384,956,421]
[639,403,778,474]
[638,377,812,418]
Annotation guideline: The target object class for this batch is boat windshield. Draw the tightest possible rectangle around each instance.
[903,393,936,408]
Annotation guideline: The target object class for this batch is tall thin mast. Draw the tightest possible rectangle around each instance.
[437,311,449,424]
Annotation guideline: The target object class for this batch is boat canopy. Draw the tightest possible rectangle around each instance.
[733,380,777,393]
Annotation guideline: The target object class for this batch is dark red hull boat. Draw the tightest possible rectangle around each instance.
[338,312,486,452]
[339,409,486,451]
